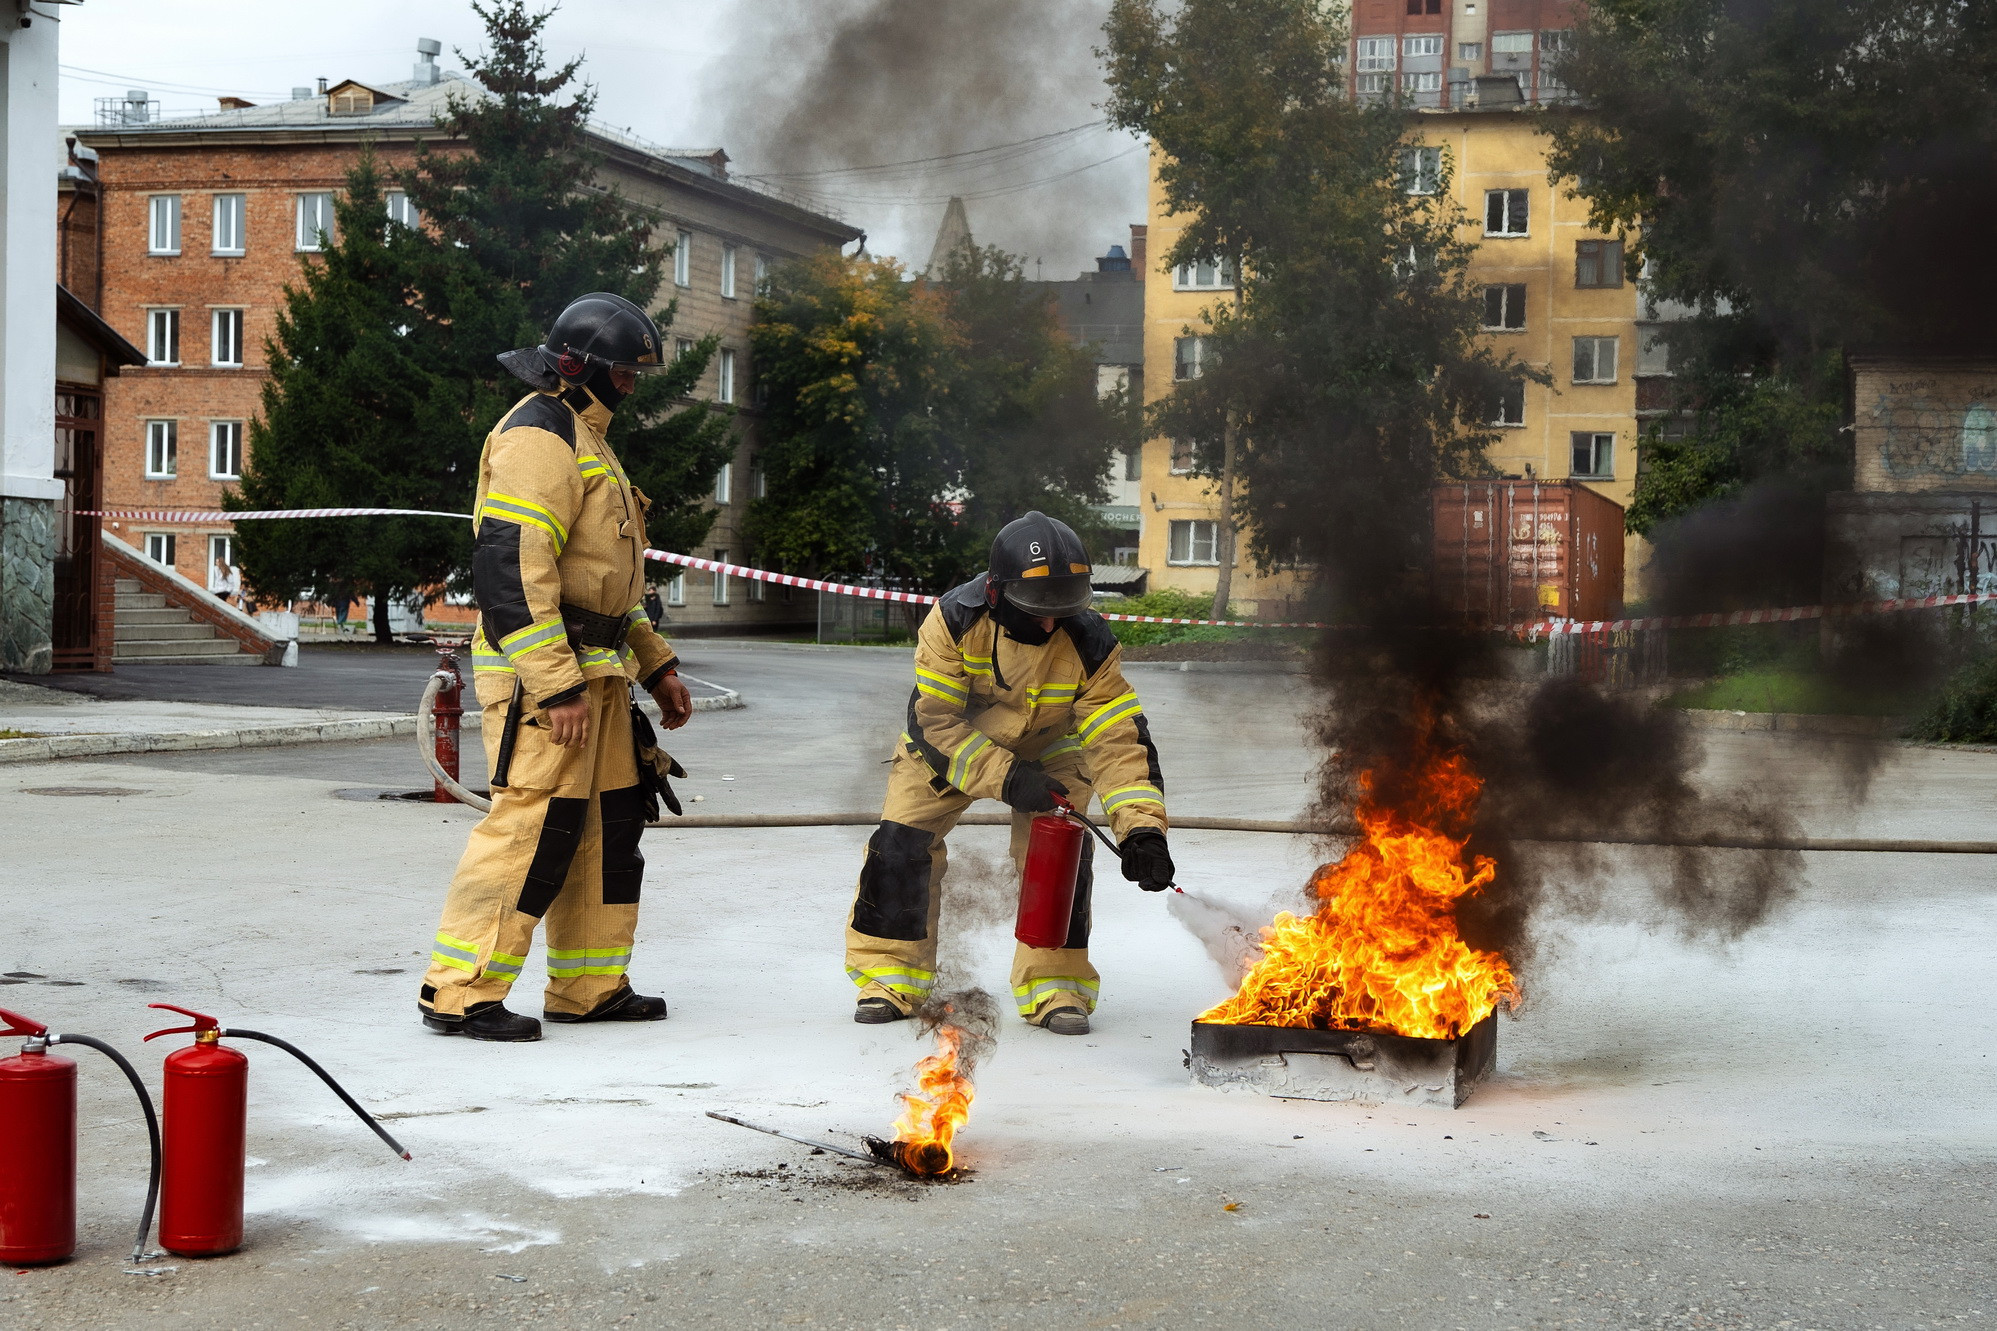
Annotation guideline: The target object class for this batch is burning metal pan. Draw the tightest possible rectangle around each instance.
[1188,1014,1496,1109]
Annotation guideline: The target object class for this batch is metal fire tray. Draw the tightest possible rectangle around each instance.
[1188,1014,1496,1109]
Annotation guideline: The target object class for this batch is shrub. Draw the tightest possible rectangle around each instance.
[1098,589,1241,645]
[1909,654,1997,743]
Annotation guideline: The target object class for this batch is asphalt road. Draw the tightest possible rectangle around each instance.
[2,644,1991,1329]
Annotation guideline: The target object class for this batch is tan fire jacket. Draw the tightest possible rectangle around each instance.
[468,388,678,709]
[903,575,1166,837]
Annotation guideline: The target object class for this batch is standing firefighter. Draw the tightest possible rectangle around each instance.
[847,512,1176,1035]
[419,293,694,1043]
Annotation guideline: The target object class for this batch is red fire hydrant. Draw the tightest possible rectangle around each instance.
[432,643,464,803]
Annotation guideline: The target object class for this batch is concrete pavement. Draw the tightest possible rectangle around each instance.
[0,645,1990,1329]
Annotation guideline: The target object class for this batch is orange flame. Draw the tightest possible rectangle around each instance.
[890,1024,974,1176]
[1200,740,1517,1040]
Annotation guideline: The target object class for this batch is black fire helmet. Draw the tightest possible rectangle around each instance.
[497,292,667,391]
[986,511,1094,618]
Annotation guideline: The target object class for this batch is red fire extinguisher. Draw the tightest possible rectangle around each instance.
[143,1004,411,1258]
[0,1008,161,1266]
[1015,807,1088,949]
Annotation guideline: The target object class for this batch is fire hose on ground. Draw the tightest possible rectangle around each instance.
[413,675,1997,855]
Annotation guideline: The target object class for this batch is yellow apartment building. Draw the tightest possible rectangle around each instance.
[1136,103,1652,608]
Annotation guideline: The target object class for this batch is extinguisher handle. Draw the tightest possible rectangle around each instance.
[143,1001,219,1041]
[0,1006,48,1038]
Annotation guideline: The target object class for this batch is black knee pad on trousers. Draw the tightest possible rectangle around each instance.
[599,785,646,905]
[517,796,589,918]
[853,820,934,941]
[1064,839,1094,950]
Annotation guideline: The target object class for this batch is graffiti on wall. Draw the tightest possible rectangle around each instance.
[1872,382,1997,480]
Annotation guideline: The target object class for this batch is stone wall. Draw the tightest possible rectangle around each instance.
[0,496,54,673]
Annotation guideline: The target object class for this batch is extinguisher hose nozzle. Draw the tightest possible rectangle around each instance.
[222,1029,412,1162]
[49,1033,162,1263]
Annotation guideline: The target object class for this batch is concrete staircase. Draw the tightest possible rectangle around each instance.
[114,578,258,665]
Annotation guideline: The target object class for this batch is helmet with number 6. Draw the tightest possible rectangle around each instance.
[985,511,1094,619]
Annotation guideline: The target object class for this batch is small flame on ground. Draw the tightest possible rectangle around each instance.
[1200,730,1517,1040]
[887,1024,974,1176]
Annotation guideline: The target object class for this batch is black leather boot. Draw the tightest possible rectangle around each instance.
[1036,1005,1091,1035]
[854,997,910,1024]
[421,1000,542,1042]
[544,983,668,1023]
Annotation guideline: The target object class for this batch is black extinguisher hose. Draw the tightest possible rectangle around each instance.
[222,1029,411,1161]
[50,1034,162,1263]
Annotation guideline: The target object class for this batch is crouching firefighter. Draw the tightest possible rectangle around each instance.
[419,292,694,1043]
[846,512,1176,1036]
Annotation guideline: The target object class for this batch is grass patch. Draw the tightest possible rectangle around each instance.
[1908,655,1997,742]
[1664,668,1912,717]
[0,728,46,740]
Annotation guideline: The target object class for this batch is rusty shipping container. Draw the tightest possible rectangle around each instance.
[1431,481,1625,626]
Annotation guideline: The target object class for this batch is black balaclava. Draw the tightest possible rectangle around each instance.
[991,590,1057,646]
[576,361,627,414]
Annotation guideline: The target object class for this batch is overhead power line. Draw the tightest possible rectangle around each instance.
[791,145,1145,209]
[737,119,1113,183]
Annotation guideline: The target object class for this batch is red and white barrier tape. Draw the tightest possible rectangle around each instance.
[80,507,1997,635]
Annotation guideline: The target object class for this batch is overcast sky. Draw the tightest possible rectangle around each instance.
[54,0,1147,276]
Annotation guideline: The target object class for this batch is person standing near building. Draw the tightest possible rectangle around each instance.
[419,292,694,1043]
[845,512,1176,1035]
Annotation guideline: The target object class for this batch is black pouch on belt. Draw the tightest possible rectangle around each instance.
[630,704,686,820]
[560,602,630,650]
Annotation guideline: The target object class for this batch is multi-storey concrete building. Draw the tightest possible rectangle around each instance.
[74,47,860,636]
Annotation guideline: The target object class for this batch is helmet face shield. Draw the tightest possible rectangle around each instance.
[1002,571,1094,618]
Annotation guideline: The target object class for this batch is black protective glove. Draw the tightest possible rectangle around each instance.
[1118,828,1176,891]
[1001,760,1069,814]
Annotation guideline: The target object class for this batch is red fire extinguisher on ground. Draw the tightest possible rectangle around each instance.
[143,1004,411,1258]
[0,1008,161,1266]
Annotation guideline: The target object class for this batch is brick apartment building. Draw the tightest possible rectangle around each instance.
[73,45,861,636]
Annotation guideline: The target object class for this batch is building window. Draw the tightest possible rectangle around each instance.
[208,535,234,583]
[748,569,766,602]
[755,253,772,290]
[713,461,732,505]
[665,571,686,606]
[721,243,738,299]
[1355,36,1396,72]
[1538,29,1574,97]
[148,195,181,254]
[1172,258,1233,290]
[211,309,244,367]
[751,455,768,498]
[717,348,736,404]
[1575,239,1625,289]
[329,86,375,116]
[1636,325,1676,377]
[1173,336,1207,381]
[385,191,419,230]
[1573,336,1619,384]
[1403,34,1443,56]
[210,421,245,480]
[1480,284,1526,330]
[674,337,693,361]
[1406,0,1441,13]
[1123,446,1142,482]
[1459,42,1483,60]
[1170,438,1196,474]
[147,309,181,366]
[1167,519,1219,566]
[1571,432,1614,479]
[145,420,178,478]
[1356,72,1391,95]
[296,193,335,251]
[211,194,245,255]
[1402,71,1442,93]
[712,550,730,606]
[1492,381,1526,427]
[1399,146,1441,195]
[1484,189,1529,236]
[674,229,693,287]
[1491,31,1534,55]
[145,533,177,567]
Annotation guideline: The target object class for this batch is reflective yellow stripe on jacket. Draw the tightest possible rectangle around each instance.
[498,616,567,662]
[1077,692,1142,746]
[914,666,969,707]
[477,492,569,553]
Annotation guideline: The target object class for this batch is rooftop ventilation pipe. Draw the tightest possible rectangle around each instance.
[414,37,442,85]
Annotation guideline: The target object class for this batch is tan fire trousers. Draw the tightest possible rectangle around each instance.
[846,746,1101,1022]
[421,676,646,1019]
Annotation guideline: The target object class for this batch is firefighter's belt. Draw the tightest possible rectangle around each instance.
[560,602,630,651]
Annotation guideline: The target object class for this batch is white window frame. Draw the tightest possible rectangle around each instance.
[147,309,180,366]
[1492,382,1526,427]
[209,420,245,480]
[148,195,181,255]
[713,461,732,505]
[754,252,772,291]
[211,308,244,368]
[211,193,245,256]
[1573,335,1619,384]
[207,535,234,586]
[1399,146,1442,195]
[1402,71,1442,93]
[1480,283,1526,330]
[665,571,686,606]
[1458,42,1483,60]
[144,532,176,567]
[748,570,766,602]
[1355,36,1396,71]
[1172,258,1234,290]
[1484,188,1529,237]
[751,455,767,499]
[1167,519,1220,566]
[1403,34,1443,57]
[1356,72,1391,95]
[1169,438,1196,475]
[674,229,693,287]
[711,550,731,606]
[1571,431,1615,479]
[1491,31,1534,54]
[717,347,736,404]
[1173,335,1207,381]
[144,420,178,478]
[720,243,738,299]
[384,190,419,231]
[296,192,335,252]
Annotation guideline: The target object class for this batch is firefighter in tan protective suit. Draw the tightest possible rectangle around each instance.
[419,293,693,1043]
[847,513,1176,1036]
